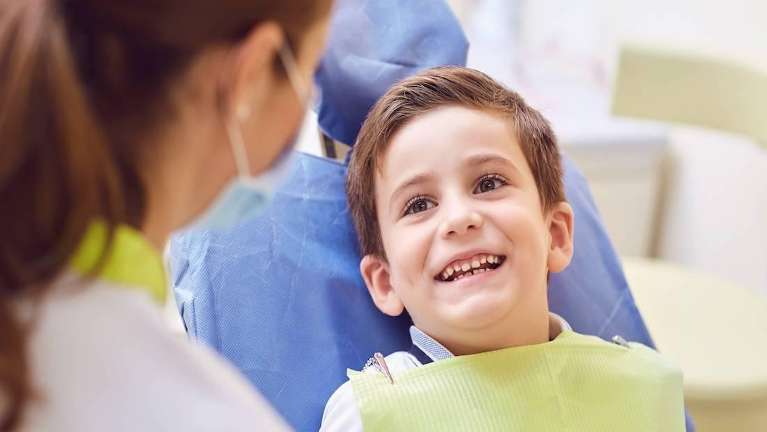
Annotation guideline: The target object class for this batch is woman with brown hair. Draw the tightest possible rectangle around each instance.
[0,0,331,430]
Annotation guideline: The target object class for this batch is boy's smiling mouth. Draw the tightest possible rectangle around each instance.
[435,253,507,282]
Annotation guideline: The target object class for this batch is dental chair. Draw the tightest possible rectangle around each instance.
[167,1,693,430]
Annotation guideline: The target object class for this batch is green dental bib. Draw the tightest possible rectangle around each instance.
[349,331,684,431]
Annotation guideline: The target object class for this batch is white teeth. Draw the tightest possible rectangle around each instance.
[440,254,504,282]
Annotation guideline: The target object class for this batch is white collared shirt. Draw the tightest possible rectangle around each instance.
[319,313,571,432]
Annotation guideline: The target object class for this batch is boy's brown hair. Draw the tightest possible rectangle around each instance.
[347,67,565,259]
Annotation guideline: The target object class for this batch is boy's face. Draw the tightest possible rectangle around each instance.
[361,106,574,352]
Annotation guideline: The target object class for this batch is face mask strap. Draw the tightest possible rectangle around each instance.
[226,116,252,178]
[278,43,311,104]
[227,42,308,180]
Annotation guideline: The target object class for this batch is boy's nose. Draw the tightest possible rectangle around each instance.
[439,206,484,238]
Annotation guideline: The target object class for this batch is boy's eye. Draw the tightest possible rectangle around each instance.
[474,175,507,194]
[404,197,436,216]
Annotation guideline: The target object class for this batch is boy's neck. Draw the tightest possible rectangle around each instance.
[445,317,550,356]
[418,301,552,356]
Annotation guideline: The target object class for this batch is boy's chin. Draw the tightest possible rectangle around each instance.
[439,292,519,331]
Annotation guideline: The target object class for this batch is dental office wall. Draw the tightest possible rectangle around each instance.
[448,0,767,297]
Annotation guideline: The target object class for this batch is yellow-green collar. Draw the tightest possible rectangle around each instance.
[70,222,166,304]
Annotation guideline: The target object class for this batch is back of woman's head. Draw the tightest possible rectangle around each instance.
[0,0,330,429]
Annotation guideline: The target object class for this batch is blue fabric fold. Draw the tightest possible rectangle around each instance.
[315,0,468,145]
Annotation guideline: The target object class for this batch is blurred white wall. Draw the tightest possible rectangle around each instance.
[604,1,767,71]
[295,110,323,157]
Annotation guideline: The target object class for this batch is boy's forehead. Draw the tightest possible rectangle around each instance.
[376,106,526,186]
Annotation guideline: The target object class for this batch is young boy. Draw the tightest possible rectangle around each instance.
[320,67,684,431]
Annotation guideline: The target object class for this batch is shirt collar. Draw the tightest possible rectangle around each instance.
[70,222,166,304]
[410,312,572,362]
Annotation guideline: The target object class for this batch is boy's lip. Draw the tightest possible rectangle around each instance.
[434,249,506,282]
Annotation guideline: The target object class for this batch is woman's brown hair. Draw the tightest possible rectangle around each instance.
[0,0,330,429]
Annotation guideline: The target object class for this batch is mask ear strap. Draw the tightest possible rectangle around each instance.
[226,116,251,178]
[227,43,305,181]
[278,43,311,103]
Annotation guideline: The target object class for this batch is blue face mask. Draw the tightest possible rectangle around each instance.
[188,44,309,232]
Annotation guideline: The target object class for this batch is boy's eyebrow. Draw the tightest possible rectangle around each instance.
[389,172,434,211]
[465,153,519,171]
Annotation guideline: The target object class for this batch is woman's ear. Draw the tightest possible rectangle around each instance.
[360,255,405,317]
[547,201,575,273]
[226,21,284,120]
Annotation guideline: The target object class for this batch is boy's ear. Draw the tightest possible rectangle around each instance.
[547,201,575,273]
[360,255,405,317]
